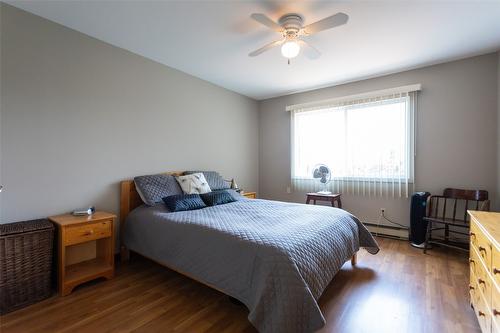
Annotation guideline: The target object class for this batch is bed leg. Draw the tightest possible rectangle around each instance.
[121,245,130,263]
[351,253,357,266]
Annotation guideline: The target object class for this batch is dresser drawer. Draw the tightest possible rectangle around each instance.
[491,286,500,332]
[474,246,493,309]
[492,250,500,289]
[64,220,112,246]
[475,289,492,333]
[470,268,479,307]
[471,220,493,273]
[471,245,481,279]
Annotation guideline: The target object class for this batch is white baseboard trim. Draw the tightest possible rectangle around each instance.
[363,222,409,240]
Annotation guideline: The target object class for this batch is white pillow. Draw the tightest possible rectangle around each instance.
[175,173,212,194]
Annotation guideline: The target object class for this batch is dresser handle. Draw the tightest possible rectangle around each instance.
[478,278,486,285]
[478,311,485,317]
[84,230,94,236]
[478,246,487,253]
[494,309,500,316]
[469,285,475,290]
[494,268,500,275]
[470,232,476,237]
[469,258,475,264]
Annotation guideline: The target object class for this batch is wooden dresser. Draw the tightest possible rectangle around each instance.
[469,211,500,333]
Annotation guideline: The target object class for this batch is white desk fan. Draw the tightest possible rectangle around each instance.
[312,164,332,194]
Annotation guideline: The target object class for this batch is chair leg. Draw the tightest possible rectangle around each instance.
[423,221,432,254]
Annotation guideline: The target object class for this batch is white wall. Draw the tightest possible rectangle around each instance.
[0,4,259,223]
[259,54,499,226]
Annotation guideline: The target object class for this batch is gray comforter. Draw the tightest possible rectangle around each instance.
[123,198,379,333]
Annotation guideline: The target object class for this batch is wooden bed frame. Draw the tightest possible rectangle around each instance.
[119,171,357,270]
[119,171,182,261]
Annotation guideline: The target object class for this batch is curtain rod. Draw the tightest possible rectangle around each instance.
[285,84,422,112]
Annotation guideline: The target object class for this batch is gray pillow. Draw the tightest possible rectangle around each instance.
[134,174,183,206]
[226,189,244,200]
[183,171,230,191]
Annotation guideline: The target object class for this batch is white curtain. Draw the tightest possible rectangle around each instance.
[290,89,418,198]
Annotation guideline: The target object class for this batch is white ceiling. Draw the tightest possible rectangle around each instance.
[6,0,500,100]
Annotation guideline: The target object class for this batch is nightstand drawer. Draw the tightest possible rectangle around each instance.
[64,220,112,246]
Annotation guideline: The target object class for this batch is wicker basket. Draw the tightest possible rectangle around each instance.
[0,219,54,314]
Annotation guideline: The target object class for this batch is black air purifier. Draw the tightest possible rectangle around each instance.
[409,191,431,248]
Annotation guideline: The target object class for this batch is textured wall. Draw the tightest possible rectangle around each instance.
[259,53,499,225]
[0,4,259,223]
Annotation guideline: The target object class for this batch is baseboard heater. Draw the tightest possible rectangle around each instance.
[363,222,409,240]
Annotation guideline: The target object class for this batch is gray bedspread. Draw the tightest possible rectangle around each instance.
[123,198,379,333]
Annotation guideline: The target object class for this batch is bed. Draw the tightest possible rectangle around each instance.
[120,172,379,333]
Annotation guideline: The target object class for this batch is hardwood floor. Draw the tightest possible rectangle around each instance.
[0,237,479,333]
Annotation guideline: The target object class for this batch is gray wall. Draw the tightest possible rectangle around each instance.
[1,3,498,231]
[0,4,259,223]
[259,54,499,225]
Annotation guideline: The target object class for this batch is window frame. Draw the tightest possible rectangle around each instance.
[290,93,416,185]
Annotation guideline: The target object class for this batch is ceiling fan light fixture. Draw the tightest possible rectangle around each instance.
[281,41,300,59]
[249,12,348,60]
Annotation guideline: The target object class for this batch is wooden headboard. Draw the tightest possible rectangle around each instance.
[120,171,183,226]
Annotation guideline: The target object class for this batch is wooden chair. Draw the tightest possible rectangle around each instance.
[423,188,489,253]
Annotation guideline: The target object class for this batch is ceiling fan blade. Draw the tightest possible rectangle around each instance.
[248,39,284,57]
[250,13,283,32]
[303,12,348,35]
[298,40,321,59]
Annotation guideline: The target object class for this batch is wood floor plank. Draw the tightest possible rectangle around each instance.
[0,237,479,333]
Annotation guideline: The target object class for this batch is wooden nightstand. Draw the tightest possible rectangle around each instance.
[242,191,257,199]
[49,211,116,296]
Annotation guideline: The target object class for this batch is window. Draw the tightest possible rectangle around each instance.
[290,88,418,197]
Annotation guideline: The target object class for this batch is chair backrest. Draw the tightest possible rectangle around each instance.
[442,188,488,201]
[427,188,490,223]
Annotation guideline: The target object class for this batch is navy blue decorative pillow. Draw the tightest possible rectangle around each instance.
[162,194,207,212]
[200,190,236,207]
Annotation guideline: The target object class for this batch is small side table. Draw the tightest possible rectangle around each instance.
[49,211,116,296]
[306,193,342,208]
[242,191,257,199]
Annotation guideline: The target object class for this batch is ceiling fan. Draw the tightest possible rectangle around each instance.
[248,12,349,64]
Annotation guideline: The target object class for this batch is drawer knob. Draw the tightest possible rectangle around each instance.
[469,258,475,264]
[494,268,500,275]
[494,309,500,316]
[84,230,94,236]
[478,311,486,317]
[478,278,486,285]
